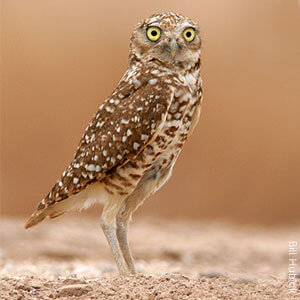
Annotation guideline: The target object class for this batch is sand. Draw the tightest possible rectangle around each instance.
[1,216,299,299]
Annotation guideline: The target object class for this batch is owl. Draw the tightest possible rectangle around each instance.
[25,12,203,275]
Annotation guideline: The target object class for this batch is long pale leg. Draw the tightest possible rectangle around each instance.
[116,165,173,273]
[116,208,136,274]
[100,203,130,275]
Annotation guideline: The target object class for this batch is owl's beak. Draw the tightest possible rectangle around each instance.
[164,39,179,58]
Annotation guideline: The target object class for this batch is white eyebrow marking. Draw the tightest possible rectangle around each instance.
[182,20,197,28]
[147,20,161,27]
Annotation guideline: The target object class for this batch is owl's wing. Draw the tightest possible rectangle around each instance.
[38,66,175,208]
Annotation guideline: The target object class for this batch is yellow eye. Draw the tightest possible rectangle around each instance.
[183,27,195,42]
[146,27,161,41]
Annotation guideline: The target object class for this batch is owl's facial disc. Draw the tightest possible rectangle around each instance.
[149,26,199,66]
[130,13,201,70]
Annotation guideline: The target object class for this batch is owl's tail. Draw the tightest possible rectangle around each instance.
[25,182,106,229]
[24,204,66,229]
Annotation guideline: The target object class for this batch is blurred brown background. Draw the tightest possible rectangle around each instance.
[1,0,300,224]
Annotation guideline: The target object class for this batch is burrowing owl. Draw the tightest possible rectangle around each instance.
[25,12,203,275]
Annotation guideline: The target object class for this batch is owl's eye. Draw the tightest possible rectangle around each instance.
[183,28,195,42]
[146,27,161,42]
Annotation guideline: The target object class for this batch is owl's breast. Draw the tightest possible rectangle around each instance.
[101,69,202,198]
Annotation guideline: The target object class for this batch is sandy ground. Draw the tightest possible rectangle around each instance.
[0,216,299,299]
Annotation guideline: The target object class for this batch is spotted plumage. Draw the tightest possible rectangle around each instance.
[25,12,203,275]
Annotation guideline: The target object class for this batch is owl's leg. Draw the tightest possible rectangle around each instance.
[116,203,136,274]
[100,200,130,275]
[115,173,160,273]
[116,165,174,273]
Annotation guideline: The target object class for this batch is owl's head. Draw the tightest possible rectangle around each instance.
[129,12,201,71]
